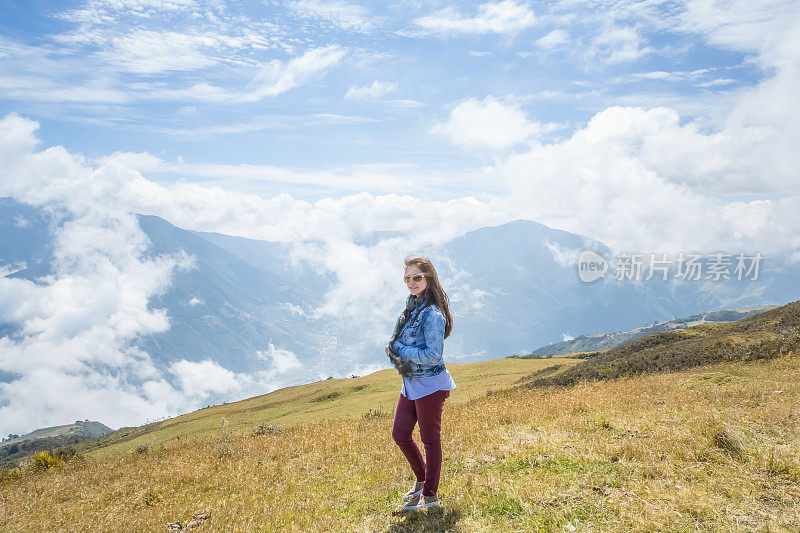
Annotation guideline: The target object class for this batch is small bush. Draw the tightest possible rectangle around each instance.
[363,404,388,420]
[0,467,22,483]
[312,391,341,402]
[710,425,746,458]
[216,442,232,458]
[252,423,283,436]
[31,451,62,470]
[135,441,150,454]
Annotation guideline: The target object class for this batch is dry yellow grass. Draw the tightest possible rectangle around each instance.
[81,356,577,459]
[1,354,798,532]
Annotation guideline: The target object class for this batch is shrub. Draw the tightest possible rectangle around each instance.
[313,391,341,402]
[31,451,62,470]
[135,441,151,454]
[363,404,388,420]
[0,467,22,483]
[217,443,232,458]
[252,423,283,436]
[710,425,746,458]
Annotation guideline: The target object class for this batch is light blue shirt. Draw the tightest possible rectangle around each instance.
[401,369,456,400]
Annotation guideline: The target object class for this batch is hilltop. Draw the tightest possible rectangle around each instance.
[0,421,112,466]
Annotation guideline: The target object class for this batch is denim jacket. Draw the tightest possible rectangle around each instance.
[391,302,447,378]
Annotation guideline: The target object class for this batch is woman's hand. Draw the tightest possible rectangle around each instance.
[385,345,391,357]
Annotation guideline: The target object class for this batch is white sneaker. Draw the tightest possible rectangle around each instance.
[402,482,424,502]
[401,494,440,512]
[401,493,422,511]
[417,495,441,509]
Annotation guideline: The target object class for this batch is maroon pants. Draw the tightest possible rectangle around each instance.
[391,389,450,497]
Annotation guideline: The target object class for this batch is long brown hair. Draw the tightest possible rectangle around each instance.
[404,256,453,339]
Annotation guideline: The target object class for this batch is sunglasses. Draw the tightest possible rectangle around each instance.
[404,274,428,283]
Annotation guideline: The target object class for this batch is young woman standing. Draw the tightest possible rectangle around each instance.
[385,256,455,511]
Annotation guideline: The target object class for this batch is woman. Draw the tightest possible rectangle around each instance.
[386,256,456,511]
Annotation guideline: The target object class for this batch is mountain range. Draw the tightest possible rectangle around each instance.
[2,196,799,420]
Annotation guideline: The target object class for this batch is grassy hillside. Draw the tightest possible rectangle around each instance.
[1,304,798,531]
[522,301,800,389]
[1,354,797,531]
[78,356,578,459]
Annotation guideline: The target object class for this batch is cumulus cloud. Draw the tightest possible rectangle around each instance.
[413,0,536,36]
[431,96,559,150]
[495,104,800,254]
[170,359,240,398]
[256,344,302,374]
[0,114,337,435]
[0,114,199,434]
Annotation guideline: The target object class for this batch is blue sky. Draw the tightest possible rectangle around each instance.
[0,0,768,200]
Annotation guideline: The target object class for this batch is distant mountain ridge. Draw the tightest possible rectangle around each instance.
[0,420,112,466]
[522,305,779,357]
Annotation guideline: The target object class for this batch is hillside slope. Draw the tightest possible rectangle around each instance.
[524,305,778,357]
[77,356,578,459]
[1,351,797,531]
[522,300,800,389]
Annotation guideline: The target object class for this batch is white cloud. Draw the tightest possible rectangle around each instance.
[170,359,240,398]
[345,80,398,99]
[495,104,800,254]
[696,78,735,87]
[543,240,579,268]
[177,105,200,117]
[413,0,536,36]
[188,296,203,306]
[146,45,347,102]
[431,96,558,150]
[101,30,224,74]
[631,69,709,82]
[0,37,130,104]
[390,99,425,108]
[54,0,293,75]
[0,114,198,434]
[280,302,306,316]
[535,29,568,49]
[287,0,380,32]
[590,25,653,64]
[256,344,302,374]
[59,0,197,22]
